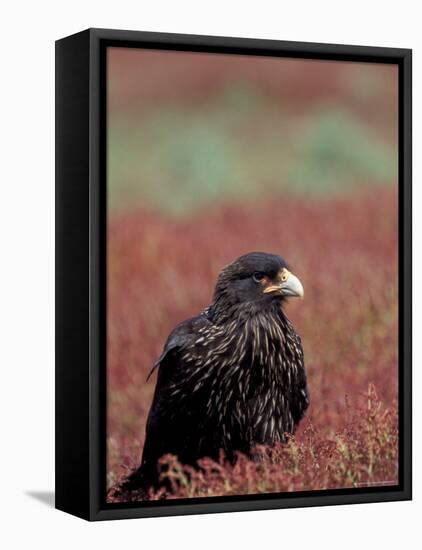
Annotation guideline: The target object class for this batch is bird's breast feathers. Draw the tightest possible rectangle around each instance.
[163,308,305,416]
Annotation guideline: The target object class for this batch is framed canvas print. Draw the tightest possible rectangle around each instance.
[55,28,412,521]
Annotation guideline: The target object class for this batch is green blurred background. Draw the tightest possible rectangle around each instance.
[107,48,397,216]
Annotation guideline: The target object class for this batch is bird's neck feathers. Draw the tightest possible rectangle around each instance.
[203,299,300,389]
[210,294,286,325]
[208,297,296,358]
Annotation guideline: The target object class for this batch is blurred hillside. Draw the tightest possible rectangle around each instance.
[107,48,397,215]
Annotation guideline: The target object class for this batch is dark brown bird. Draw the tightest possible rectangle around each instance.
[130,252,309,490]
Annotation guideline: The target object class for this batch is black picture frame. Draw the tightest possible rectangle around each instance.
[55,28,412,521]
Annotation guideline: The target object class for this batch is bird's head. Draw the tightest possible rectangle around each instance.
[212,252,304,317]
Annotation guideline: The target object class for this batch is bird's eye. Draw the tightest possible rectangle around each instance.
[252,272,265,283]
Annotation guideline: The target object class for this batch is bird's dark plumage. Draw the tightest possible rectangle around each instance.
[131,252,309,489]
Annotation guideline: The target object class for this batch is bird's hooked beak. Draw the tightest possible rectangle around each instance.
[263,268,304,298]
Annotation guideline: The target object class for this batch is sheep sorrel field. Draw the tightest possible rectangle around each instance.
[106,185,398,502]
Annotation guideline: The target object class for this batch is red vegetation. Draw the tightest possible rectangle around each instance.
[107,187,398,501]
[108,385,398,502]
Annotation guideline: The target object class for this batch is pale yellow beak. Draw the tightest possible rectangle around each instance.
[263,269,304,298]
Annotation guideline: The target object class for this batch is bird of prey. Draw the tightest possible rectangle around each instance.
[130,251,309,490]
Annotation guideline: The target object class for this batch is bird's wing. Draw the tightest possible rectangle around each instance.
[146,312,211,380]
[139,312,214,486]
